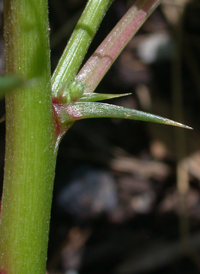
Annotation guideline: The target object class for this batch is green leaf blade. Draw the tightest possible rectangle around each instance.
[78,92,131,102]
[59,102,192,129]
[0,76,24,99]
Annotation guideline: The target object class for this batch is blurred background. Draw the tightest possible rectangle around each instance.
[1,0,200,273]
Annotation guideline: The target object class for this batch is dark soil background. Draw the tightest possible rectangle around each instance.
[1,0,200,274]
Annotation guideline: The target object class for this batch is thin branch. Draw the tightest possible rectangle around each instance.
[77,0,161,93]
[51,0,113,97]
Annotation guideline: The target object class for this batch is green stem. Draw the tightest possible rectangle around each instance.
[51,0,113,97]
[77,0,161,93]
[0,0,57,273]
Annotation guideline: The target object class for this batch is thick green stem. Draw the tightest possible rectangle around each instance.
[51,0,113,97]
[0,0,57,273]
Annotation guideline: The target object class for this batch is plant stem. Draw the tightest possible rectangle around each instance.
[51,0,113,97]
[77,0,161,93]
[0,0,57,273]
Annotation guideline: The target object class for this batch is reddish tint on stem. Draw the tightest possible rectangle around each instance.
[52,97,63,139]
[52,98,74,144]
